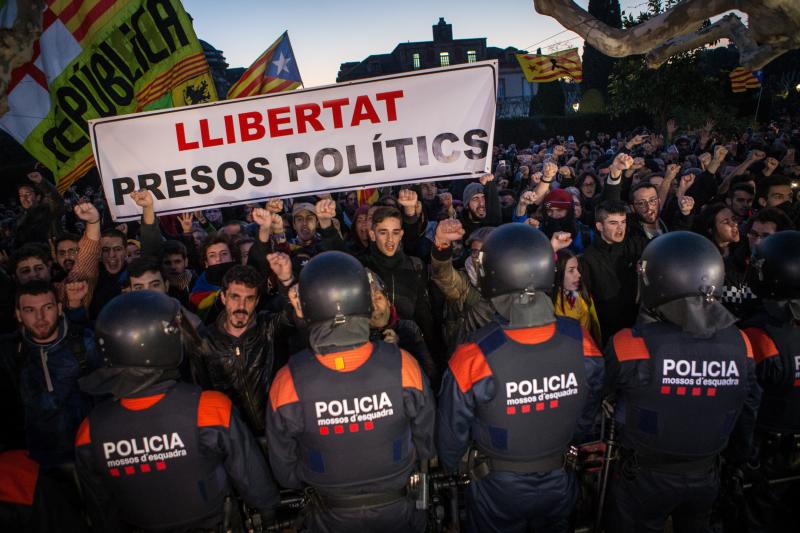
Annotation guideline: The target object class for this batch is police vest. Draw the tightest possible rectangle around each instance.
[622,323,749,458]
[753,323,800,433]
[472,318,587,462]
[288,341,414,490]
[87,383,228,531]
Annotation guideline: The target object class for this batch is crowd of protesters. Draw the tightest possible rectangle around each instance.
[1,113,799,530]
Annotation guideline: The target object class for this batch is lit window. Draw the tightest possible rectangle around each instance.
[412,53,421,69]
[467,50,477,63]
[439,52,450,66]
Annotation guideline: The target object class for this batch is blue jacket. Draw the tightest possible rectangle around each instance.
[0,311,100,467]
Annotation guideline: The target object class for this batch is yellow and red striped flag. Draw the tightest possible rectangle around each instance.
[357,188,379,207]
[227,31,302,99]
[0,0,217,192]
[516,48,583,83]
[729,67,761,93]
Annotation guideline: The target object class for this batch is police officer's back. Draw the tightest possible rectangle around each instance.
[266,251,435,533]
[74,291,279,532]
[603,231,761,533]
[741,231,800,531]
[436,223,604,533]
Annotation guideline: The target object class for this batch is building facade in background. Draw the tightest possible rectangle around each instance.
[336,18,537,118]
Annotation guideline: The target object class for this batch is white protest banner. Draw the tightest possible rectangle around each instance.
[90,61,497,221]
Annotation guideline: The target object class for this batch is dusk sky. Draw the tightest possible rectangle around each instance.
[183,0,596,88]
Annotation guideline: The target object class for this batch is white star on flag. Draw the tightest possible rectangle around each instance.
[272,52,292,75]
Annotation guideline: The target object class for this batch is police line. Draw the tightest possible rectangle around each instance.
[90,61,498,221]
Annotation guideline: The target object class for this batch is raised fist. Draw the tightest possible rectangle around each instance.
[479,173,496,186]
[612,153,634,172]
[435,218,465,246]
[550,231,573,252]
[130,189,153,208]
[543,161,558,180]
[397,189,418,210]
[251,207,272,228]
[678,195,695,216]
[267,252,293,283]
[74,200,99,222]
[315,199,337,226]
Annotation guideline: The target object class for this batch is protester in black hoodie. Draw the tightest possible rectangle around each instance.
[359,206,441,359]
[458,173,502,241]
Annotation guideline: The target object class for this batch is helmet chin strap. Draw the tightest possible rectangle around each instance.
[309,315,371,355]
[638,296,736,339]
[490,291,556,329]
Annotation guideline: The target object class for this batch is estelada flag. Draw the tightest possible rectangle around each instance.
[227,31,303,99]
[516,48,583,83]
[729,67,761,93]
[0,0,218,192]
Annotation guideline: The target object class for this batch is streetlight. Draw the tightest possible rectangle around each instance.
[572,102,580,112]
[796,82,800,92]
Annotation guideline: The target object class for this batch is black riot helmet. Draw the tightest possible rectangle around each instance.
[299,251,372,324]
[95,291,182,368]
[477,223,555,299]
[638,231,724,309]
[752,230,800,300]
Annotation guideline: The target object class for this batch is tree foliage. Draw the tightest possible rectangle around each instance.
[606,0,746,131]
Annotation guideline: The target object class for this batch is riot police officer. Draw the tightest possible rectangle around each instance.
[75,291,279,532]
[603,231,761,532]
[265,251,435,533]
[742,230,800,532]
[436,223,604,532]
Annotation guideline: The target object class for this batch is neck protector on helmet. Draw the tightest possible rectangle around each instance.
[639,295,736,339]
[309,315,371,355]
[490,291,556,329]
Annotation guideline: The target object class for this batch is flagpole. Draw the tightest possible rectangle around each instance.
[753,85,764,126]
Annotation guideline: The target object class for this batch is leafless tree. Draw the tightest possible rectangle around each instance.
[533,0,799,70]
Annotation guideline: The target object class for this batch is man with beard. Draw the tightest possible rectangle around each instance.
[359,206,440,361]
[629,179,694,241]
[459,173,502,241]
[188,261,295,437]
[0,281,99,467]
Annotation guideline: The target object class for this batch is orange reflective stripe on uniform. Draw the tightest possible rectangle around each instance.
[315,342,372,372]
[738,329,756,360]
[400,349,423,391]
[743,327,779,363]
[504,323,556,344]
[75,417,91,446]
[581,326,602,357]
[197,391,232,428]
[269,365,300,411]
[120,394,166,411]
[449,342,493,394]
[613,328,651,361]
[0,450,39,506]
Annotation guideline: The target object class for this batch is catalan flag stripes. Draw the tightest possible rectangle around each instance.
[516,48,583,83]
[227,31,303,99]
[729,67,761,93]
